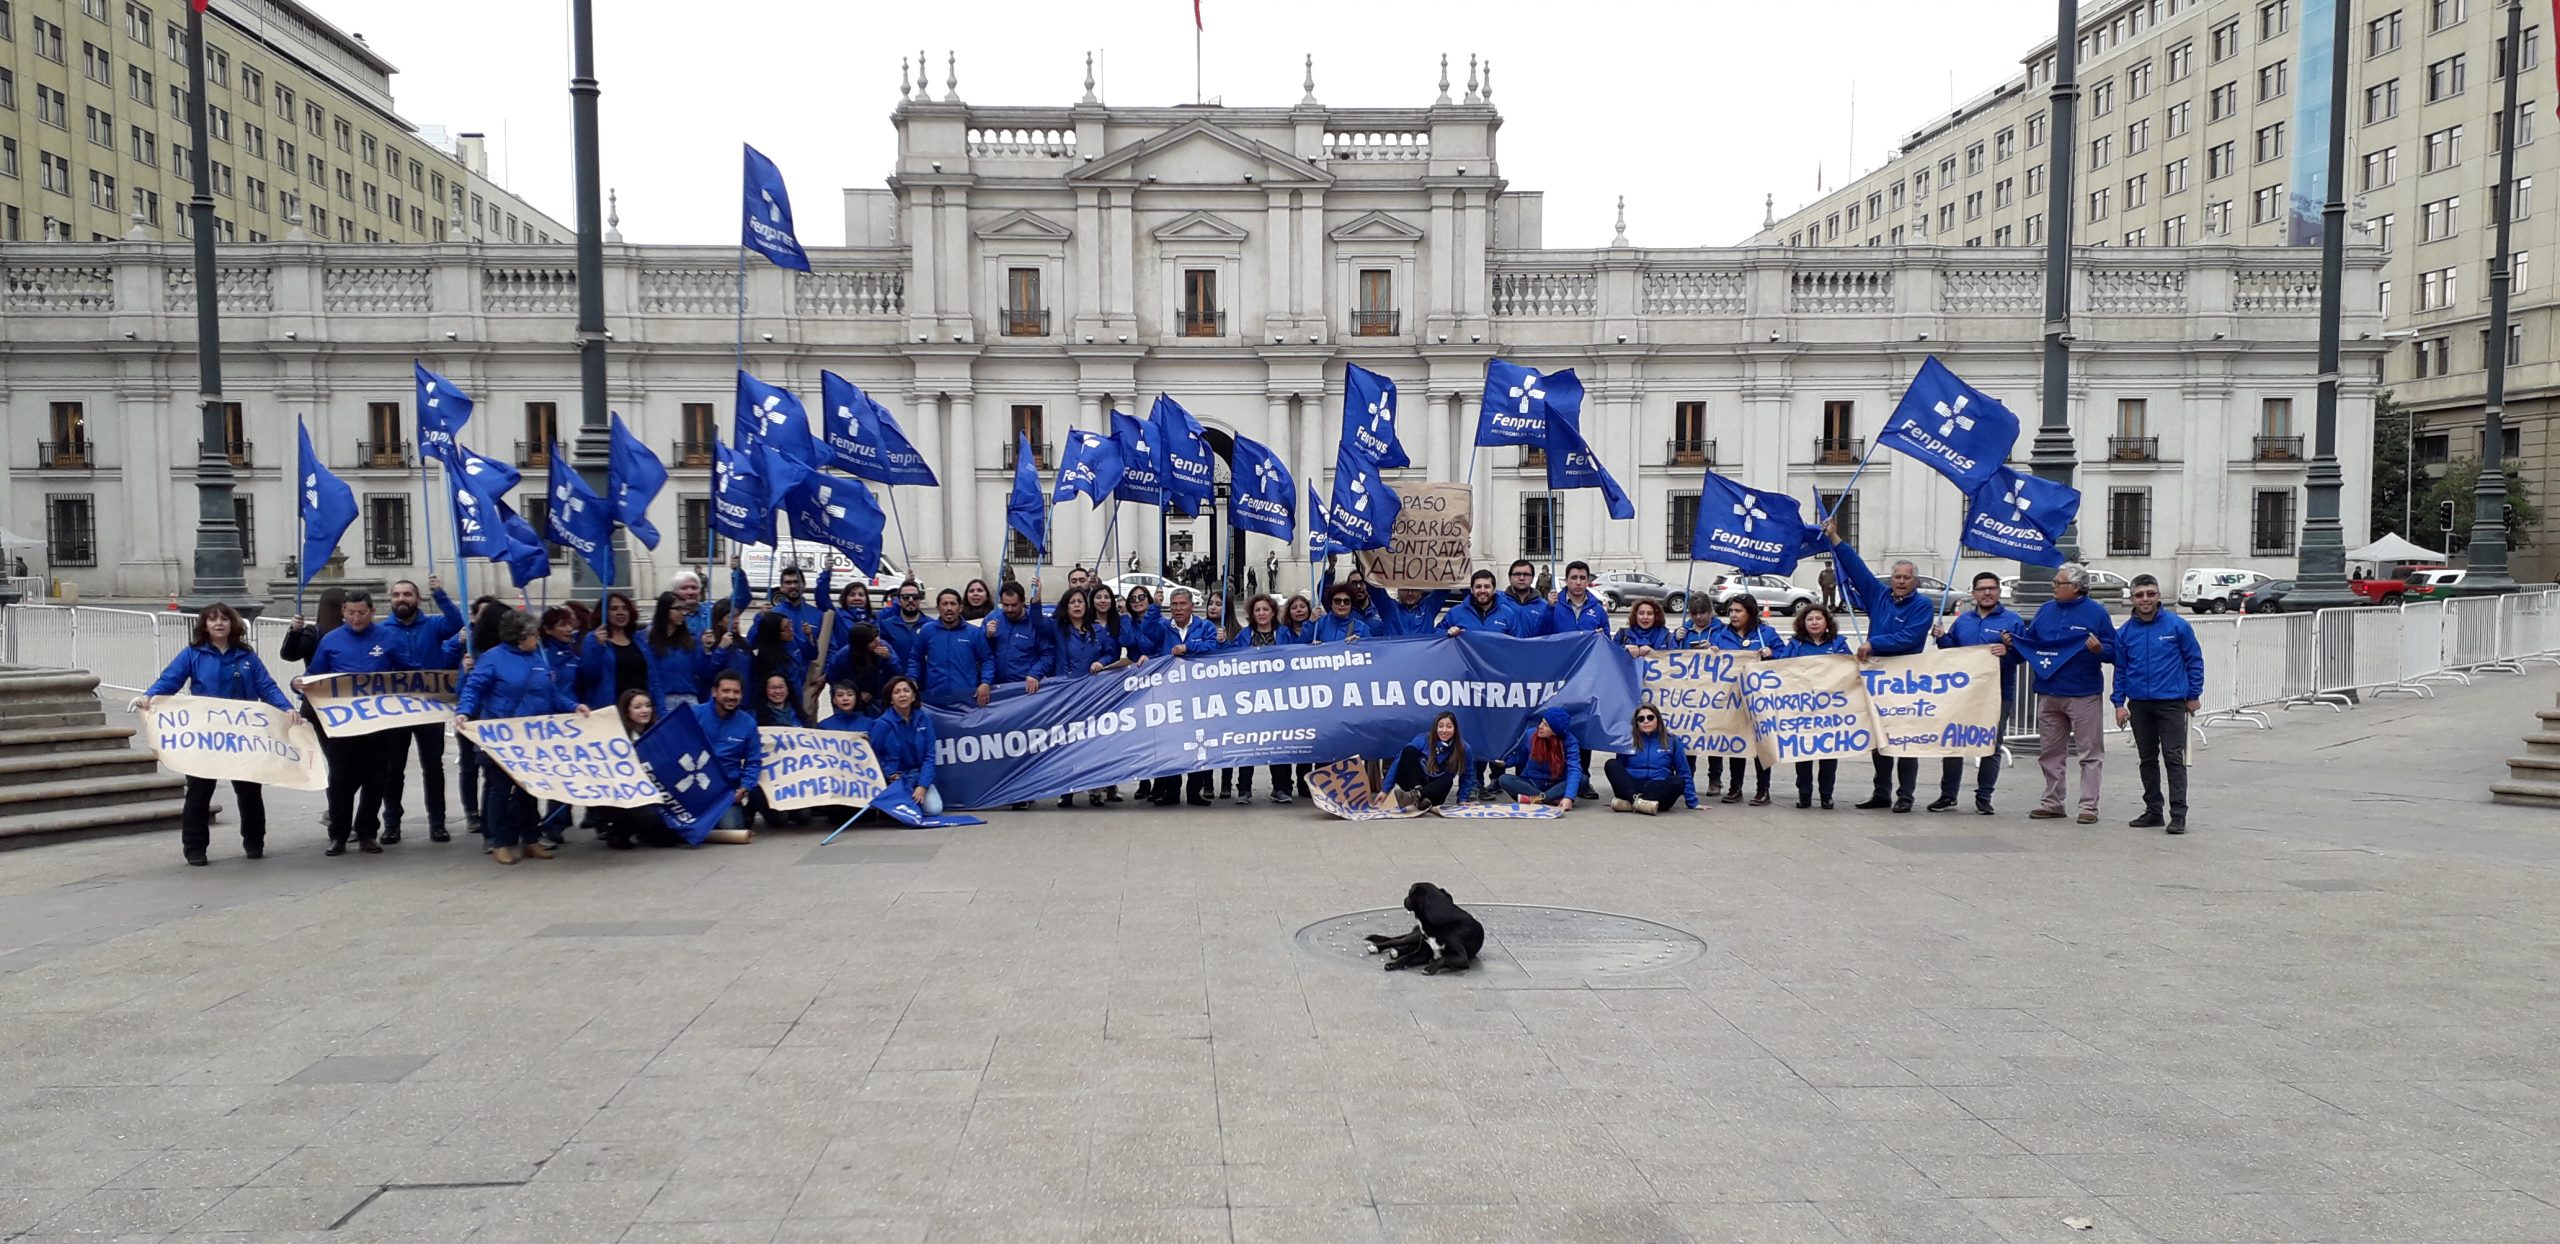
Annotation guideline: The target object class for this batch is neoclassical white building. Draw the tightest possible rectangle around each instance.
[0,68,2386,600]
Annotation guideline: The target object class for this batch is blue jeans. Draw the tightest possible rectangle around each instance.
[1940,754,2000,803]
[1496,773,1570,802]
[479,755,535,849]
[884,775,945,816]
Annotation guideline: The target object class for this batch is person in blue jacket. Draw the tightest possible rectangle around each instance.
[1498,560,1549,634]
[1277,594,1318,643]
[984,581,1057,694]
[1389,711,1475,811]
[868,675,942,817]
[375,577,464,847]
[1219,594,1297,806]
[453,607,583,865]
[1324,565,1392,635]
[1932,571,2027,814]
[1439,570,1516,636]
[305,589,414,855]
[1311,587,1370,644]
[1704,594,1786,806]
[875,582,931,677]
[645,592,706,712]
[1047,588,1120,809]
[1605,704,1697,815]
[1827,523,1938,812]
[1542,561,1611,638]
[576,592,655,711]
[2022,563,2119,823]
[1491,706,1583,809]
[690,668,762,831]
[728,558,827,672]
[912,587,995,708]
[1120,585,1171,663]
[138,602,294,866]
[1780,604,1854,808]
[1153,590,1223,807]
[1376,588,1451,637]
[2112,574,2205,835]
[822,622,896,717]
[1615,598,1674,655]
[1674,593,1723,649]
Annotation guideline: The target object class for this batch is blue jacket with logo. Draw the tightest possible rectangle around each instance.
[307,622,411,676]
[2111,608,2206,705]
[146,642,293,709]
[1615,732,1698,807]
[1054,622,1121,678]
[1498,707,1585,793]
[457,644,578,720]
[689,701,763,789]
[1939,604,2029,702]
[912,619,995,704]
[1541,592,1611,639]
[1440,595,1517,636]
[1778,634,1853,659]
[1615,622,1673,651]
[1832,542,1935,656]
[982,608,1057,683]
[378,591,465,670]
[875,609,930,676]
[867,705,936,790]
[1400,731,1478,802]
[2023,595,2119,699]
[1311,612,1368,644]
[575,633,656,710]
[1703,619,1785,654]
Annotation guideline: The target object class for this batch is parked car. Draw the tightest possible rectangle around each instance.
[1708,573,1817,615]
[739,540,905,594]
[2236,579,2296,614]
[2180,567,2262,613]
[1993,569,2130,603]
[1101,572,1190,602]
[2349,562,2446,605]
[1912,575,2005,614]
[2215,573,2275,612]
[2403,568,2467,600]
[1593,570,1688,614]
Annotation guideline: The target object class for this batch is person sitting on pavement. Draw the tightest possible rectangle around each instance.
[1606,704,1698,815]
[1490,706,1583,810]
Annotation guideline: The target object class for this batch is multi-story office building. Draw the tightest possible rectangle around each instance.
[0,72,2377,599]
[0,0,563,246]
[1761,0,2559,576]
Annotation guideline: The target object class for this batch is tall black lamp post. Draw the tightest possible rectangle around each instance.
[180,0,256,615]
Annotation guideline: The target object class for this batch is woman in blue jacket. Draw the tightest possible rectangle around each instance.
[1389,711,1474,811]
[1279,595,1318,644]
[1615,599,1674,656]
[139,602,294,866]
[454,608,582,864]
[576,592,654,710]
[1220,594,1296,806]
[645,593,705,711]
[1778,604,1854,809]
[868,675,943,816]
[1491,706,1583,810]
[1605,705,1697,815]
[1704,594,1785,806]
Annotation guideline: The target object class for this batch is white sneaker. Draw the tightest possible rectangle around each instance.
[1611,798,1633,813]
[1634,799,1660,816]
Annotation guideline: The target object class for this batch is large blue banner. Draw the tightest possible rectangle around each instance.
[923,632,1642,808]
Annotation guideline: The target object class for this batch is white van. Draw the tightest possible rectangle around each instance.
[2178,567,2259,613]
[736,540,905,594]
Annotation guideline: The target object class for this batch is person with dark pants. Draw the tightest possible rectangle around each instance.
[2112,574,2205,834]
[1826,526,1934,812]
[1490,707,1582,810]
[454,608,581,865]
[304,590,414,855]
[1697,594,1783,806]
[373,578,464,845]
[138,602,292,865]
[1932,571,2027,814]
[1780,605,1853,808]
[1389,712,1473,811]
[1223,595,1296,806]
[1604,706,1696,815]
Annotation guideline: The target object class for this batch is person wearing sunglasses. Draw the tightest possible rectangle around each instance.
[1606,705,1697,815]
[876,580,931,678]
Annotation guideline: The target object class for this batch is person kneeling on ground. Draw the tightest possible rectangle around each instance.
[1606,706,1697,815]
[1489,707,1582,810]
[598,690,683,849]
[1390,711,1474,811]
[869,675,944,817]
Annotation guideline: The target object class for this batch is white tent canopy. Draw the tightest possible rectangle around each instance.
[2344,532,2446,564]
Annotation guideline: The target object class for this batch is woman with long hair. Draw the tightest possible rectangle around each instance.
[1279,594,1317,644]
[139,603,294,865]
[598,690,681,849]
[823,622,893,715]
[1705,593,1784,806]
[1780,604,1853,809]
[1606,705,1696,815]
[1616,598,1673,656]
[576,592,653,710]
[1390,711,1471,812]
[1050,588,1119,809]
[647,592,703,711]
[1084,588,1130,804]
[1222,593,1291,805]
[747,672,812,828]
[961,578,996,623]
[1492,707,1582,810]
[454,608,581,864]
[868,675,944,816]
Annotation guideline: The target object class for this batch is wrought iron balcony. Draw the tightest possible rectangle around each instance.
[1178,309,1226,338]
[37,439,93,470]
[1813,436,1865,465]
[671,440,715,468]
[196,439,253,467]
[1003,439,1050,470]
[517,440,551,468]
[1666,438,1718,466]
[2252,434,2304,461]
[2107,435,2160,462]
[1001,306,1049,337]
[355,439,411,468]
[1353,309,1400,337]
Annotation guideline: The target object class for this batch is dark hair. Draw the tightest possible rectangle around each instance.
[842,622,886,683]
[615,687,655,734]
[1425,711,1469,773]
[710,668,748,691]
[936,587,962,606]
[1284,594,1314,623]
[1628,599,1665,630]
[1725,593,1762,634]
[1059,588,1093,629]
[2130,573,2160,589]
[838,581,870,610]
[340,589,374,609]
[191,602,248,648]
[1245,593,1279,630]
[1327,588,1353,605]
[881,674,921,712]
[1973,571,2002,588]
[1565,560,1592,577]
[1630,704,1665,738]
[748,611,795,688]
[1509,559,1534,574]
[601,592,640,640]
[539,605,578,636]
[312,587,348,640]
[1793,604,1838,644]
[778,564,805,583]
[1471,569,1495,586]
[648,591,690,655]
[389,578,421,597]
[1092,586,1124,630]
[999,581,1026,603]
[471,603,513,652]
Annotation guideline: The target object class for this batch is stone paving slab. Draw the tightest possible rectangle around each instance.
[1,673,2558,1241]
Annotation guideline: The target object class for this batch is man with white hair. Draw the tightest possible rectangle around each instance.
[2022,564,2117,824]
[671,570,709,637]
[1824,522,1936,812]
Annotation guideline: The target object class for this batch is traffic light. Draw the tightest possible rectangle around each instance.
[2440,499,2457,531]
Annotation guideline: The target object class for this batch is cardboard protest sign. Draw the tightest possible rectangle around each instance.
[142,695,328,790]
[1432,802,1562,820]
[1638,649,1758,766]
[1865,647,2005,758]
[758,726,888,810]
[295,669,458,738]
[1743,653,1880,768]
[1305,757,1423,821]
[459,713,662,807]
[1356,482,1474,590]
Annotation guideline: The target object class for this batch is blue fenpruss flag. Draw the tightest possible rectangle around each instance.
[1053,427,1125,507]
[1878,356,2022,491]
[1108,410,1166,507]
[414,362,474,469]
[545,443,614,584]
[736,370,820,504]
[711,440,775,546]
[1340,362,1411,469]
[1689,470,1813,575]
[1152,395,1215,517]
[448,445,520,561]
[1326,444,1401,552]
[785,470,888,578]
[295,417,357,593]
[1477,358,1586,449]
[607,412,666,550]
[633,706,739,845]
[1007,432,1047,554]
[740,143,812,272]
[495,498,551,588]
[1961,465,2082,563]
[1543,407,1636,521]
[1226,434,1295,542]
[819,370,938,487]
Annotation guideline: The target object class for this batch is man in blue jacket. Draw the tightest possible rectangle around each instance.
[912,587,995,708]
[2112,574,2204,834]
[731,560,827,672]
[1932,571,2027,815]
[1542,561,1611,638]
[875,581,930,675]
[376,577,464,845]
[2021,564,2118,823]
[304,590,415,854]
[691,669,763,830]
[1440,570,1516,635]
[984,582,1056,694]
[1829,529,1937,812]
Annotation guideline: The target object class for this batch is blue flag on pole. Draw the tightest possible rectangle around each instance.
[1054,428,1124,506]
[711,440,776,546]
[1152,395,1215,517]
[1878,355,2022,491]
[1306,481,1342,559]
[1476,358,1586,448]
[296,418,357,594]
[1689,470,1814,575]
[545,442,615,584]
[633,706,738,845]
[607,412,666,550]
[1341,362,1411,469]
[448,446,520,561]
[1227,434,1295,542]
[495,498,551,588]
[1326,444,1401,551]
[1961,465,2083,562]
[818,370,938,486]
[785,470,888,577]
[1108,409,1166,507]
[413,362,474,469]
[1543,408,1636,520]
[740,143,811,272]
[1007,432,1047,555]
[736,370,820,505]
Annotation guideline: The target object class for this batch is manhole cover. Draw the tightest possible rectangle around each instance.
[1294,904,1706,985]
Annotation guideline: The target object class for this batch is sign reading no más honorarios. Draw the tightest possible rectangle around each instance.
[142,695,329,790]
[1357,482,1474,591]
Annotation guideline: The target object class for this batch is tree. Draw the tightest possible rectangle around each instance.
[2369,389,2412,538]
[2416,456,2538,555]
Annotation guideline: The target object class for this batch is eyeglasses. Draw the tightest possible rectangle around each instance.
[898,594,920,602]
[1635,714,1659,722]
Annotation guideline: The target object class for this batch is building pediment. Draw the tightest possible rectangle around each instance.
[1070,118,1332,189]
[1151,210,1251,243]
[974,209,1073,241]
[1327,210,1425,242]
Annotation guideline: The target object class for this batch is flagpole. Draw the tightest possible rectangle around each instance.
[723,242,746,596]
[886,487,915,576]
[444,465,471,607]
[415,446,439,599]
[1938,545,1963,619]
[296,416,310,616]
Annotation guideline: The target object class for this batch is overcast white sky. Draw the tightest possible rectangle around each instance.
[305,0,2062,249]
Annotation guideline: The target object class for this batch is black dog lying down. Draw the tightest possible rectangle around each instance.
[1363,882,1487,975]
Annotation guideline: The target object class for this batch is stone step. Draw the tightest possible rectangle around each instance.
[0,709,116,732]
[2523,733,2560,757]
[2490,779,2560,809]
[2537,708,2560,724]
[0,771,188,817]
[2502,754,2560,776]
[0,796,198,850]
[0,725,137,757]
[0,748,162,787]
[0,669,105,696]
[0,695,109,723]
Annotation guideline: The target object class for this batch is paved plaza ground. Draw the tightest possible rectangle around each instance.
[3,672,2559,1243]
